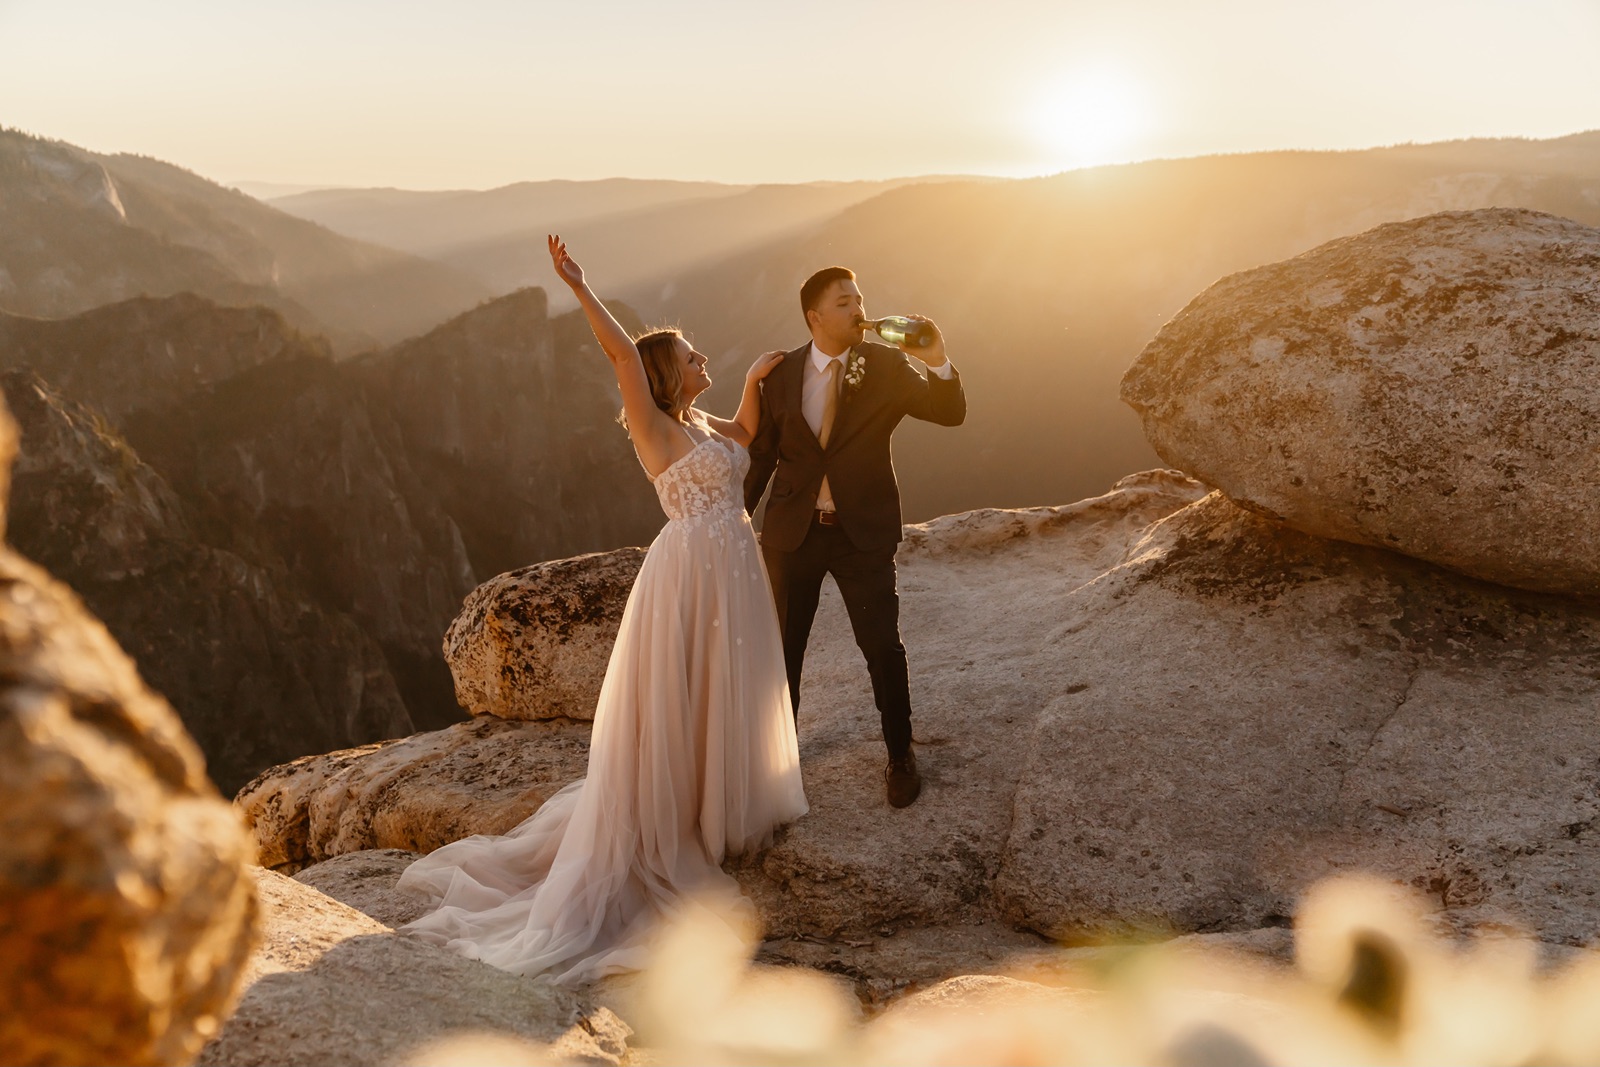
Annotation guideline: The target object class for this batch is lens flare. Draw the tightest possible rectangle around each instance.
[1029,66,1149,169]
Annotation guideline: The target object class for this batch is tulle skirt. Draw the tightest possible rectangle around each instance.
[396,509,807,984]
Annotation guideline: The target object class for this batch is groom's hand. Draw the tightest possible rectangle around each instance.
[899,315,947,368]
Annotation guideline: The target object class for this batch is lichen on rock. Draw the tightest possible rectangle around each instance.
[444,548,648,721]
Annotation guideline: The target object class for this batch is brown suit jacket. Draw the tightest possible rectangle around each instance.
[743,340,966,552]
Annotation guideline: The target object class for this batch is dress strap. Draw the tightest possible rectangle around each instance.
[643,422,703,482]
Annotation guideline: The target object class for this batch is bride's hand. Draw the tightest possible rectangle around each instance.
[547,234,584,288]
[746,350,786,383]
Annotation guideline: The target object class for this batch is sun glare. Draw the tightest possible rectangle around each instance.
[1028,67,1149,170]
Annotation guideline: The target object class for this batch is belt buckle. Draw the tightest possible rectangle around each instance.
[816,509,838,526]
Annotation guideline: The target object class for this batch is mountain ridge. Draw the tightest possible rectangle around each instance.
[0,128,491,351]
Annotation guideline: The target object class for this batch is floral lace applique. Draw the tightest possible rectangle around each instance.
[649,434,752,548]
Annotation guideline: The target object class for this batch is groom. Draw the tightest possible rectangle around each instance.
[744,267,966,808]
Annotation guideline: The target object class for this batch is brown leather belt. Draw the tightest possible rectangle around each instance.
[814,509,839,526]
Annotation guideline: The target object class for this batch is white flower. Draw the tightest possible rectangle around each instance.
[844,351,866,391]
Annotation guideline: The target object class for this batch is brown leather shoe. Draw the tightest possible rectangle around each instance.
[886,750,921,808]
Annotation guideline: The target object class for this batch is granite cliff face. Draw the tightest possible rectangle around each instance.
[1,289,661,792]
[2,370,415,794]
[0,293,331,420]
[355,287,661,580]
[121,345,478,738]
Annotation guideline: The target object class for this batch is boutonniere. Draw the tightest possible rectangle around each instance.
[843,349,867,392]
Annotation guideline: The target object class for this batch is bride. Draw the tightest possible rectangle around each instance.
[395,236,808,984]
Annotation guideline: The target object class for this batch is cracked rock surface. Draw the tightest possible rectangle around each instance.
[444,549,648,722]
[997,489,1600,943]
[1122,208,1600,596]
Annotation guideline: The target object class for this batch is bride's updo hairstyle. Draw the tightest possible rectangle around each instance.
[619,327,690,430]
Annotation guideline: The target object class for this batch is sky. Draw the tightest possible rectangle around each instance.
[3,0,1599,190]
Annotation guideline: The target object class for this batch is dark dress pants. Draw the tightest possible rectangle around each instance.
[762,518,913,758]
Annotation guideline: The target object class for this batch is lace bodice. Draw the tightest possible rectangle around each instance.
[648,431,750,526]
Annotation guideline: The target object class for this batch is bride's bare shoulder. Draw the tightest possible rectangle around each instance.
[690,408,733,438]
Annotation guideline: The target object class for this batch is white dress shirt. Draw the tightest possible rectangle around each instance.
[804,341,956,512]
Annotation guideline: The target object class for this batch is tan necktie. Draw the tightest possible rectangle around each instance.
[817,357,843,511]
[819,357,843,448]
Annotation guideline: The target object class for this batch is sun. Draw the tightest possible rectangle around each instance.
[1028,67,1149,169]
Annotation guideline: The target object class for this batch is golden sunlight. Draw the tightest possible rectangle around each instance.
[1028,65,1150,169]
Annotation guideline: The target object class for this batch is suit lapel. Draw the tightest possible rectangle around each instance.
[783,343,824,454]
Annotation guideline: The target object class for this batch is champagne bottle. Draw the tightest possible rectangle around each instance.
[860,315,937,348]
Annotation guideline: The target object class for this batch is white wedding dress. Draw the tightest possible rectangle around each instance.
[396,419,807,984]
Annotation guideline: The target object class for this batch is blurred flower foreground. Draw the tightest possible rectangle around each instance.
[404,874,1600,1067]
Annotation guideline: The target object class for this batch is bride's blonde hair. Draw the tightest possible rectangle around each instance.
[619,327,692,430]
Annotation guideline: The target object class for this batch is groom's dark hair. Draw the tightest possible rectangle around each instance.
[800,266,856,325]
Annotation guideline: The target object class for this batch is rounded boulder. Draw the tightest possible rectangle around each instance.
[1121,208,1600,596]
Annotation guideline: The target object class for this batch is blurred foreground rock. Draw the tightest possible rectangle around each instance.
[1123,208,1600,596]
[0,384,258,1065]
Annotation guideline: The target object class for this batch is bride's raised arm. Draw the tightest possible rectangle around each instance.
[548,235,685,471]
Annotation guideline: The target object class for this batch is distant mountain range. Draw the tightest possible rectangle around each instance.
[0,128,490,351]
[231,180,348,200]
[271,177,750,254]
[268,175,973,298]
